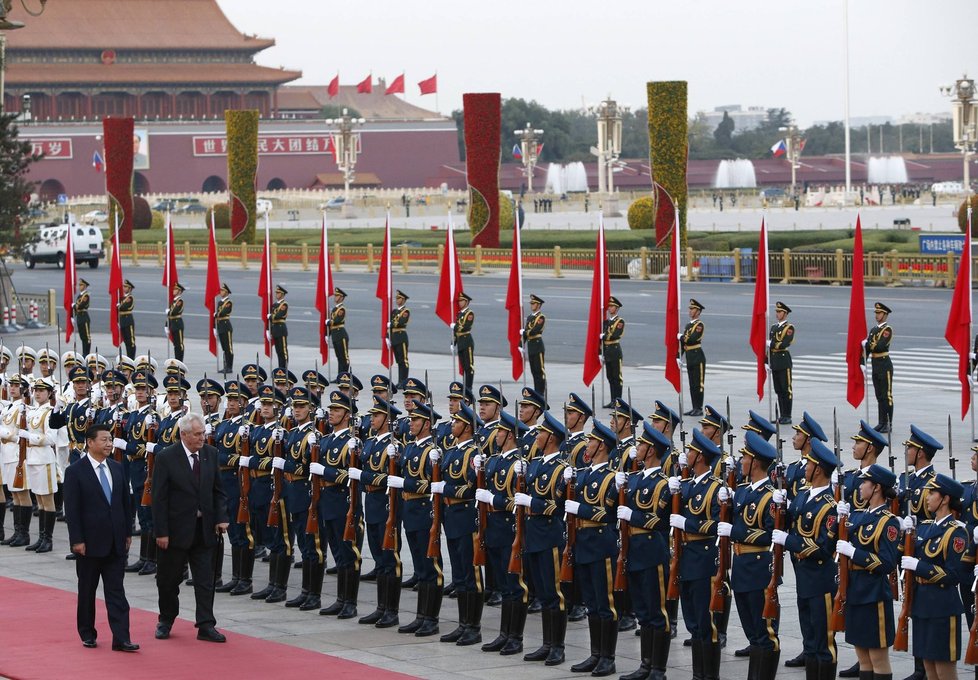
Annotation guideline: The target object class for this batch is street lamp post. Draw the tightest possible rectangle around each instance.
[514,122,543,193]
[779,125,803,198]
[940,74,977,196]
[0,1,50,113]
[324,107,365,217]
[589,96,628,196]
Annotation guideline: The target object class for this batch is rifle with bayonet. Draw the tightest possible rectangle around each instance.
[710,398,734,614]
[667,398,689,602]
[763,405,785,620]
[830,408,849,631]
[886,417,900,600]
[613,388,633,592]
[894,419,914,652]
[427,373,444,560]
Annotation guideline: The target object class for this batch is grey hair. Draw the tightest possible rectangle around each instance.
[178,412,205,433]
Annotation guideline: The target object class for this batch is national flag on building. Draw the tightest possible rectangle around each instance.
[770,139,787,157]
[418,74,437,96]
[385,74,405,95]
[327,74,340,98]
[357,74,372,94]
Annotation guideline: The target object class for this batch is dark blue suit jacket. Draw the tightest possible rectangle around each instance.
[64,456,132,557]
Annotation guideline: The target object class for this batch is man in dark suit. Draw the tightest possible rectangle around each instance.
[151,412,229,643]
[63,423,139,652]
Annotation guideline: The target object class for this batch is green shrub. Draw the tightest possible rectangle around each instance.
[206,203,231,231]
[959,195,978,234]
[150,210,165,230]
[133,196,152,230]
[627,196,655,230]
[499,193,515,232]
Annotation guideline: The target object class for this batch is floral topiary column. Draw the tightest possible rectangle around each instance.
[647,81,688,245]
[225,109,259,243]
[463,93,501,248]
[103,117,134,243]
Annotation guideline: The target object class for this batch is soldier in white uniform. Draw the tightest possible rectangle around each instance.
[0,376,34,546]
[23,378,65,553]
[60,351,83,403]
[16,346,37,387]
[86,354,109,406]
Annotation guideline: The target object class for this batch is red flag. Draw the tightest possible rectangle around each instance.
[205,211,221,357]
[314,214,335,365]
[664,215,682,392]
[654,182,677,248]
[63,222,75,342]
[435,216,463,326]
[108,215,123,348]
[583,214,610,386]
[506,212,524,380]
[327,74,340,98]
[945,208,973,419]
[257,216,272,357]
[356,74,372,94]
[375,214,393,368]
[163,215,179,305]
[846,215,868,408]
[385,74,405,95]
[418,74,437,96]
[749,219,770,401]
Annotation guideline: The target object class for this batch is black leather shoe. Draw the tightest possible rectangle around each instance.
[361,568,378,582]
[486,591,502,607]
[196,627,227,643]
[783,651,807,668]
[683,637,692,647]
[568,604,587,622]
[66,552,77,560]
[82,638,97,648]
[155,623,171,640]
[838,661,860,678]
[778,416,792,425]
[734,645,751,657]
[112,641,140,652]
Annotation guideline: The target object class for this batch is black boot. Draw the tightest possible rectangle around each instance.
[524,607,552,661]
[665,598,679,639]
[415,582,442,637]
[286,560,310,607]
[266,553,291,603]
[440,588,467,642]
[300,561,325,611]
[570,616,602,673]
[217,547,240,593]
[54,489,64,521]
[482,600,512,652]
[546,608,567,666]
[319,565,346,615]
[231,548,255,595]
[619,626,653,680]
[758,648,780,680]
[591,618,618,677]
[873,674,892,680]
[24,509,43,551]
[251,553,278,600]
[337,568,360,619]
[125,532,146,571]
[35,510,55,553]
[0,503,6,542]
[901,658,925,680]
[690,640,705,680]
[138,533,157,575]
[361,567,378,582]
[702,641,721,680]
[858,672,874,680]
[838,662,861,678]
[818,661,837,680]
[803,655,818,680]
[398,578,427,634]
[649,627,671,680]
[360,571,387,624]
[1,505,18,545]
[499,600,526,654]
[457,590,484,646]
[376,575,401,628]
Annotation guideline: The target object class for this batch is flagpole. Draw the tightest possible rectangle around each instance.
[448,212,458,380]
[842,0,852,197]
[322,212,333,381]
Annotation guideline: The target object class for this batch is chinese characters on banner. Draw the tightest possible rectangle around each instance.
[193,135,336,157]
[26,139,74,159]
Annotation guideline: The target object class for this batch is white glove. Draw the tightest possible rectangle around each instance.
[519,327,525,336]
[165,307,170,315]
[772,529,789,545]
[677,332,684,341]
[836,540,856,558]
[450,323,456,331]
[450,344,455,351]
[27,433,41,446]
[386,443,398,458]
[973,526,978,544]
[238,456,251,467]
[513,459,525,475]
[145,414,156,428]
[238,424,250,437]
[717,522,732,537]
[265,331,271,342]
[677,451,688,466]
[145,442,156,453]
[273,428,285,442]
[669,514,687,531]
[430,481,445,494]
[163,324,168,334]
[347,467,362,481]
[212,329,217,340]
[861,339,867,348]
[765,340,772,349]
[271,457,286,470]
[473,454,484,470]
[723,456,735,471]
[617,506,633,522]
[901,516,914,532]
[475,488,494,504]
[972,353,977,361]
[564,500,580,515]
[831,469,839,485]
[627,446,637,460]
[284,407,294,420]
[837,501,850,517]
[309,462,326,476]
[668,476,681,493]
[308,432,318,447]
[429,448,441,463]
[901,556,919,572]
[772,489,787,506]
[113,410,123,423]
[113,437,127,450]
[563,467,574,481]
[85,407,95,420]
[514,492,532,507]
[315,407,325,420]
[614,471,626,489]
[18,429,30,441]
[718,486,731,502]
[387,475,405,489]
[204,423,213,437]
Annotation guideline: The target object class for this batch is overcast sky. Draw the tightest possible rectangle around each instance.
[219,0,976,127]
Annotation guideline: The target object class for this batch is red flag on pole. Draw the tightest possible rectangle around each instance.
[315,213,335,365]
[327,74,340,98]
[664,214,682,393]
[205,211,221,357]
[418,74,437,96]
[375,214,393,368]
[435,216,463,326]
[583,213,610,386]
[945,208,973,419]
[163,214,179,304]
[749,219,770,401]
[385,74,405,95]
[257,216,272,357]
[506,212,524,380]
[357,74,372,94]
[63,222,75,342]
[108,214,123,348]
[846,215,868,408]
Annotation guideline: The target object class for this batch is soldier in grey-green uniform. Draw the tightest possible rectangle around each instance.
[522,294,547,397]
[768,301,794,424]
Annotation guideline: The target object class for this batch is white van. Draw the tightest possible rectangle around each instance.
[23,222,104,269]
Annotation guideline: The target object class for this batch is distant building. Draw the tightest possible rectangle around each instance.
[698,105,770,133]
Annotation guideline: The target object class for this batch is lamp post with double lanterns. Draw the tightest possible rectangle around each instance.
[778,124,803,199]
[0,0,49,113]
[324,108,365,217]
[940,74,977,196]
[514,122,543,193]
[588,96,628,200]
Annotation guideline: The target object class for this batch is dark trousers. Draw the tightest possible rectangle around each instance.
[872,359,893,427]
[392,339,409,388]
[76,551,130,644]
[680,577,714,641]
[273,335,288,369]
[578,557,616,620]
[773,367,792,418]
[170,321,184,361]
[218,328,234,370]
[797,592,835,662]
[121,321,136,359]
[78,317,92,356]
[734,588,778,650]
[528,351,546,398]
[446,532,481,593]
[332,331,350,373]
[629,563,669,630]
[604,348,622,402]
[686,359,705,410]
[405,528,442,585]
[457,341,474,392]
[526,547,563,610]
[156,520,217,628]
[320,516,358,569]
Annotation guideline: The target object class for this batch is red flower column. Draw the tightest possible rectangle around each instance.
[102,117,134,243]
[463,93,501,248]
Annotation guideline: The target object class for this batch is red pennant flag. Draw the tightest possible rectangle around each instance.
[945,208,973,419]
[435,217,463,326]
[664,216,682,392]
[356,74,372,94]
[315,214,335,365]
[108,215,123,348]
[583,214,610,386]
[375,214,393,368]
[257,216,272,357]
[654,182,677,248]
[163,215,179,305]
[327,74,340,98]
[205,211,221,357]
[63,222,76,342]
[846,215,868,408]
[749,219,770,401]
[506,212,524,380]
[385,74,405,95]
[418,74,437,96]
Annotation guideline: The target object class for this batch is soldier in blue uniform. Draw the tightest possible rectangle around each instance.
[741,409,777,442]
[648,399,684,639]
[328,287,350,373]
[680,298,707,417]
[608,397,641,634]
[62,366,95,466]
[864,302,893,433]
[773,437,840,680]
[560,392,592,623]
[961,446,978,658]
[435,381,470,452]
[601,296,625,408]
[302,369,329,403]
[834,464,901,678]
[394,377,426,447]
[516,411,569,666]
[269,284,289,368]
[122,371,158,575]
[616,422,673,680]
[239,363,267,424]
[522,294,547,397]
[212,380,252,595]
[900,473,968,680]
[787,412,828,502]
[768,300,795,424]
[564,421,620,676]
[475,384,506,458]
[699,404,733,479]
[517,387,546,461]
[475,410,529,654]
[843,421,889,514]
[452,292,475,392]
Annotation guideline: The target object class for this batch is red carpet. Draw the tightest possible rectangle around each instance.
[0,576,417,680]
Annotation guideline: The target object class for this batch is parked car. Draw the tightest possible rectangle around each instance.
[153,199,176,211]
[82,209,108,224]
[23,223,104,269]
[319,196,346,211]
[181,203,207,214]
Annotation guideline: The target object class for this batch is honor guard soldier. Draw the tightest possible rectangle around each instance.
[240,364,267,422]
[156,376,190,452]
[522,294,547,397]
[865,302,894,432]
[601,296,625,408]
[73,278,92,355]
[394,377,426,447]
[769,301,795,424]
[62,366,95,467]
[616,423,674,680]
[432,402,484,646]
[22,378,62,553]
[698,405,732,479]
[900,425,941,524]
[475,384,506,458]
[167,283,186,361]
[669,429,724,680]
[216,381,253,595]
[215,283,234,374]
[563,421,620,676]
[788,412,829,503]
[119,279,136,359]
[365,374,395,442]
[17,345,37,383]
[773,437,840,679]
[961,446,978,655]
[386,400,444,637]
[354,396,404,627]
[842,421,889,517]
[516,411,569,666]
[390,290,411,389]
[649,400,683,462]
[94,369,127,428]
[608,397,641,475]
[453,292,475,392]
[0,376,32,546]
[328,288,350,373]
[681,299,707,417]
[742,410,777,443]
[517,387,546,461]
[561,393,593,469]
[303,370,329,402]
[474,411,529,655]
[436,381,470,452]
[272,368,298,403]
[270,284,289,368]
[121,370,157,575]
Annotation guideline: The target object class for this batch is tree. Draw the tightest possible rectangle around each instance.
[319,104,361,119]
[0,113,41,252]
[713,111,734,147]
